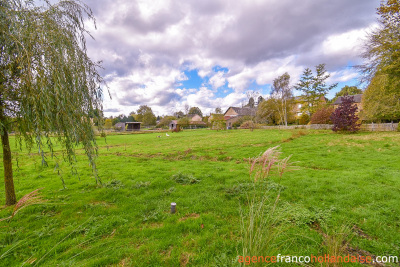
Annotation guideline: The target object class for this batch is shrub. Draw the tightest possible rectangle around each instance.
[240,120,257,130]
[100,132,106,138]
[171,172,200,184]
[310,106,334,124]
[299,113,310,125]
[233,116,253,128]
[330,95,361,133]
[212,120,226,130]
[397,123,400,132]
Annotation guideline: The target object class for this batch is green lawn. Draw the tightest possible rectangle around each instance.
[0,129,399,266]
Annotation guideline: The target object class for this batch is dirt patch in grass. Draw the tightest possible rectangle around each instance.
[345,246,385,267]
[117,257,131,266]
[180,252,193,266]
[310,222,383,267]
[178,213,200,222]
[347,132,400,142]
[352,225,373,240]
[161,246,174,260]
[145,222,164,229]
[88,201,115,208]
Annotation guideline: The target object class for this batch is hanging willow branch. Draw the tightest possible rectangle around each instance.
[0,0,107,184]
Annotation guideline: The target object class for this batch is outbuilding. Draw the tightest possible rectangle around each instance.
[125,122,142,131]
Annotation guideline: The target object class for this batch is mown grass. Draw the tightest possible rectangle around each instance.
[0,129,399,266]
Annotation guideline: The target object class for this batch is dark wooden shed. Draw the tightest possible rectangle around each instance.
[125,122,141,131]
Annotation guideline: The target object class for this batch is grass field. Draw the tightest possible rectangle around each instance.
[1,129,400,266]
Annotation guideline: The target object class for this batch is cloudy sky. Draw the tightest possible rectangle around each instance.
[82,0,380,117]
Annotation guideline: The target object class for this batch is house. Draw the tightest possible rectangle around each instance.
[187,114,206,128]
[169,120,180,131]
[223,107,257,129]
[187,114,203,122]
[333,94,363,114]
[169,115,206,130]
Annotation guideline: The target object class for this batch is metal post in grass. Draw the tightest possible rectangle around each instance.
[171,202,176,214]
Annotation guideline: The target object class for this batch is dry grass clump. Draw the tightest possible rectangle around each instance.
[0,188,46,223]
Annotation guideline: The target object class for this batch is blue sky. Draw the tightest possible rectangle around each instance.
[83,0,380,116]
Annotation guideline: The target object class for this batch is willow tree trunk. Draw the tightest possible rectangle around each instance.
[0,123,16,206]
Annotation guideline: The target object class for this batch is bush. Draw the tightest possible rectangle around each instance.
[299,114,310,125]
[240,120,256,130]
[171,172,200,184]
[310,106,334,124]
[212,120,226,130]
[100,132,106,138]
[330,95,361,133]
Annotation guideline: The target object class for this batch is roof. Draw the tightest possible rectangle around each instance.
[187,114,202,118]
[189,121,206,125]
[224,107,257,116]
[333,94,363,105]
[125,122,142,124]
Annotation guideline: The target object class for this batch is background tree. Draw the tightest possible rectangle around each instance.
[360,0,400,84]
[173,111,185,118]
[244,90,259,108]
[257,96,265,105]
[210,114,225,130]
[136,105,156,126]
[177,117,190,128]
[332,86,363,103]
[0,0,104,205]
[247,97,255,108]
[271,72,293,126]
[157,116,176,128]
[104,119,113,129]
[330,95,361,132]
[127,114,136,122]
[360,0,400,122]
[310,106,334,124]
[110,116,119,125]
[215,107,223,114]
[184,104,190,115]
[256,98,280,125]
[188,107,203,117]
[362,74,400,121]
[295,64,337,115]
[299,114,310,125]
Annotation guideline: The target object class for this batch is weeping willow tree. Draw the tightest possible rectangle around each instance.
[0,0,105,205]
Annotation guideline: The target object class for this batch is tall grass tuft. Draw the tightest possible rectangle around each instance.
[239,146,295,265]
[0,188,46,223]
[322,224,353,267]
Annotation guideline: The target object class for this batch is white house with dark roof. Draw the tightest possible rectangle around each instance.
[223,106,257,129]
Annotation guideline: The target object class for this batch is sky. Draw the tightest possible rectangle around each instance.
[81,0,381,117]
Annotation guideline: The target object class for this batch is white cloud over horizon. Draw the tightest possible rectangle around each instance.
[82,0,380,116]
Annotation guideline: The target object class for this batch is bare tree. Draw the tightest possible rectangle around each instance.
[271,73,292,126]
[184,104,190,115]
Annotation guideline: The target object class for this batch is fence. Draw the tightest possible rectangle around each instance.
[261,123,399,132]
